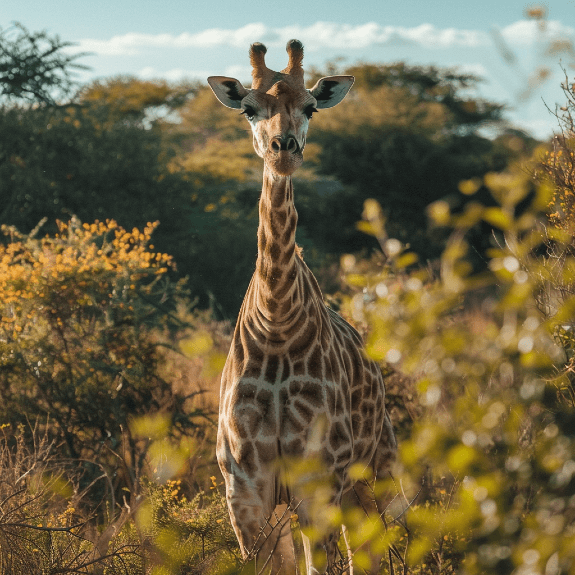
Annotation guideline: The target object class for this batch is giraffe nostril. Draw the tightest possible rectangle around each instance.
[270,136,299,154]
[286,136,297,153]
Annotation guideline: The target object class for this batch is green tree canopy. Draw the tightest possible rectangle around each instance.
[0,23,87,105]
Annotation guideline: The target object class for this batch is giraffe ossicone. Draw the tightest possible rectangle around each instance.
[208,40,397,575]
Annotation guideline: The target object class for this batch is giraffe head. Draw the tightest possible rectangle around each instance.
[208,40,354,176]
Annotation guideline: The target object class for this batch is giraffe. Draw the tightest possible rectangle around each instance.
[208,40,397,574]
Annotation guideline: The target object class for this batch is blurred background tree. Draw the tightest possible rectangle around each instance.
[0,23,540,318]
[2,15,575,575]
[0,22,87,105]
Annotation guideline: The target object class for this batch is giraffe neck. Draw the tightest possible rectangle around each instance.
[254,165,302,322]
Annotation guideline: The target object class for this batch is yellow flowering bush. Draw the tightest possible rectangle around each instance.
[0,218,204,502]
[136,476,239,574]
[537,76,575,232]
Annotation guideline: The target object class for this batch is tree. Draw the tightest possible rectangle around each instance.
[78,76,198,128]
[0,219,206,501]
[0,23,87,105]
[305,62,537,264]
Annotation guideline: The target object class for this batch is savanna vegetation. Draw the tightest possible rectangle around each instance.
[2,17,575,575]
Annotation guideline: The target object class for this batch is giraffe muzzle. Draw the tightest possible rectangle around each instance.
[269,135,299,154]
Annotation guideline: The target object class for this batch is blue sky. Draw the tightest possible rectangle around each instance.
[4,0,575,139]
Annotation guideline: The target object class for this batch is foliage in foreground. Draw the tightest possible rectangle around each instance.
[0,218,211,507]
[0,426,240,575]
[325,159,574,574]
[2,131,575,575]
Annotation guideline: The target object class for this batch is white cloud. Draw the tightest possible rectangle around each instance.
[456,63,490,78]
[76,21,490,57]
[138,67,207,81]
[137,64,252,82]
[500,19,574,46]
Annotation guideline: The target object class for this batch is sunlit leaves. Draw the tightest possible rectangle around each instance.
[0,219,204,505]
[335,149,575,573]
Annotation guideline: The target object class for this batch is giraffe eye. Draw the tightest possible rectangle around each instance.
[304,105,318,120]
[241,105,256,121]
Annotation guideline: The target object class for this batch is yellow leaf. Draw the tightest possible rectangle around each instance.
[483,207,513,230]
[458,178,481,195]
[179,332,213,357]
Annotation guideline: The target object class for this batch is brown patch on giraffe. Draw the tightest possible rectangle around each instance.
[272,187,285,208]
[289,325,315,358]
[236,382,257,401]
[308,345,323,379]
[238,507,249,522]
[283,437,304,457]
[329,421,348,451]
[282,215,296,244]
[264,355,279,384]
[282,242,295,264]
[288,380,302,395]
[235,420,250,440]
[219,451,233,473]
[351,388,362,410]
[246,336,264,359]
[267,266,284,290]
[255,388,275,433]
[239,441,257,473]
[341,348,352,376]
[278,299,292,317]
[322,450,335,467]
[275,209,288,229]
[293,360,306,376]
[282,357,291,379]
[326,387,336,414]
[328,348,341,381]
[258,231,267,251]
[361,400,375,418]
[246,410,262,437]
[254,440,277,463]
[363,414,374,438]
[242,356,262,379]
[293,399,313,421]
[338,448,352,462]
[273,269,295,300]
[266,298,278,314]
[298,381,323,407]
[284,410,305,434]
[269,242,281,260]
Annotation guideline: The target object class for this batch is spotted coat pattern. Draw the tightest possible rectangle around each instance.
[208,40,397,575]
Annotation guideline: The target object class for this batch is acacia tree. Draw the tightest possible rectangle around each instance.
[0,22,87,105]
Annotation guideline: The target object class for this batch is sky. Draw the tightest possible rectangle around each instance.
[3,0,575,139]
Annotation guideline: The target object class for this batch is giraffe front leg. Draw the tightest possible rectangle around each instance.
[225,475,296,575]
[296,491,350,575]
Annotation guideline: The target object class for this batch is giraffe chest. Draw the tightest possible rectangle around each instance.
[219,325,386,467]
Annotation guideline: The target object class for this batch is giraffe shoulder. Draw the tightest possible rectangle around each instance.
[326,306,363,344]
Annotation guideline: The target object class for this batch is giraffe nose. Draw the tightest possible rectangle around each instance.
[270,135,299,154]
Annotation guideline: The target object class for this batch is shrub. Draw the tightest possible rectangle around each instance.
[0,218,208,506]
[324,155,575,574]
[0,425,141,574]
[135,477,240,574]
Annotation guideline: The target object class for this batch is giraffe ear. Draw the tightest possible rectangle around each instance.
[207,76,250,109]
[309,75,354,109]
